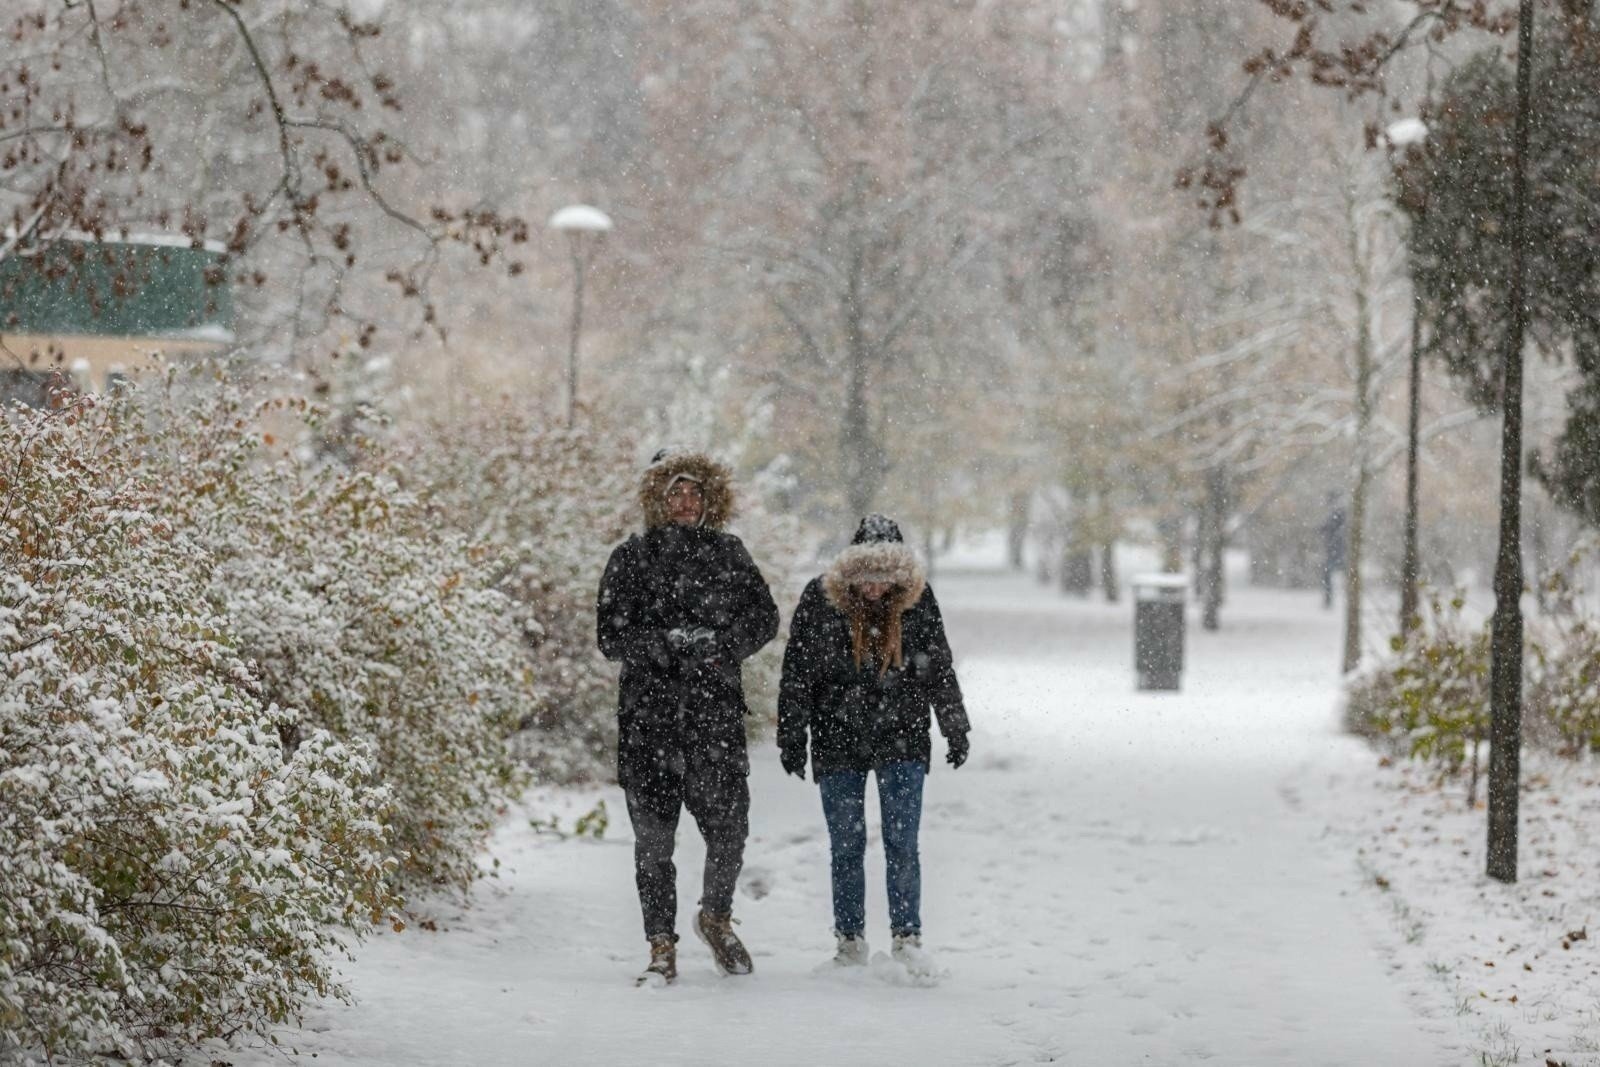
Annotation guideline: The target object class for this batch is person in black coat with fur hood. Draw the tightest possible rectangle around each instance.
[777,514,970,970]
[597,448,779,985]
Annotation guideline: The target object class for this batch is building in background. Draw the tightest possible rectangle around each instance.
[0,233,235,406]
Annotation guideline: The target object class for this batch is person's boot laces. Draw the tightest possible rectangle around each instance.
[704,913,739,944]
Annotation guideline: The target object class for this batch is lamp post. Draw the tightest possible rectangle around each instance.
[548,204,613,427]
[1385,117,1428,640]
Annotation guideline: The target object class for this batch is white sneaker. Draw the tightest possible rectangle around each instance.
[833,932,869,966]
[891,933,928,970]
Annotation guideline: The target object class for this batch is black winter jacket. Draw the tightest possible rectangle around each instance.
[777,575,969,777]
[598,523,778,793]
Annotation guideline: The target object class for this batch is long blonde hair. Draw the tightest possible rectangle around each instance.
[843,587,905,677]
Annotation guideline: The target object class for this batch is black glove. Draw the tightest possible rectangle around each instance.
[780,745,807,780]
[945,733,969,770]
[645,629,675,669]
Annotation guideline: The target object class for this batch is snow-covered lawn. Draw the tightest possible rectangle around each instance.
[227,565,1600,1066]
[1311,754,1600,1066]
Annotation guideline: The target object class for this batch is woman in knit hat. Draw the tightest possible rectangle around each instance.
[776,514,970,971]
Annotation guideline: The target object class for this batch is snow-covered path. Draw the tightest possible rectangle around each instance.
[235,566,1463,1066]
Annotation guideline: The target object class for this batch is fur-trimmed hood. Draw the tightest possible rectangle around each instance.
[638,449,736,530]
[822,541,926,616]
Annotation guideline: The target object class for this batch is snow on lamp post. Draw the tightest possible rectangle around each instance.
[548,204,613,427]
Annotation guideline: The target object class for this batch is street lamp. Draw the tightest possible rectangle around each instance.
[1384,117,1427,641]
[548,204,613,427]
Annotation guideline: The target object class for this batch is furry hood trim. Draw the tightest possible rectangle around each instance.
[639,450,736,530]
[823,541,926,615]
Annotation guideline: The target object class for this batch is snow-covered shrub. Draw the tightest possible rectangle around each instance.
[394,405,634,784]
[1343,591,1490,773]
[134,378,532,891]
[1345,582,1600,769]
[1529,614,1600,756]
[0,399,397,1062]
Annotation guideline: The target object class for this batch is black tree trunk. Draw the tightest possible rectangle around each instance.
[1399,290,1424,637]
[1487,0,1536,886]
[1060,544,1094,597]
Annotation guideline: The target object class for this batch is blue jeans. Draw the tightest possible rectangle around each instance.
[818,761,925,938]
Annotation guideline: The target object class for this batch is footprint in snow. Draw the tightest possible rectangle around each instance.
[739,866,773,900]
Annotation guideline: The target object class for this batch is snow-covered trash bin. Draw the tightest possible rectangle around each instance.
[1132,573,1187,691]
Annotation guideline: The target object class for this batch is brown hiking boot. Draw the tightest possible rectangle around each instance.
[695,910,753,976]
[637,933,677,986]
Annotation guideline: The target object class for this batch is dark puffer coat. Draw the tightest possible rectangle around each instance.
[777,535,969,777]
[597,451,779,795]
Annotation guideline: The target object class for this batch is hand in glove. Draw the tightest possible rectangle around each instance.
[780,745,808,780]
[667,626,720,660]
[688,627,721,660]
[645,629,676,669]
[945,732,970,770]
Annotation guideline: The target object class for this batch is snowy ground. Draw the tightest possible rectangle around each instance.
[1310,754,1600,1067]
[225,555,1600,1066]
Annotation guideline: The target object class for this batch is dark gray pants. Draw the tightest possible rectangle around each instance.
[624,768,749,939]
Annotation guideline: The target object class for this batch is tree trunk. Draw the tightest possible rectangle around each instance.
[1199,466,1227,631]
[1007,489,1031,570]
[1399,289,1424,637]
[565,241,585,429]
[1158,513,1184,573]
[1060,541,1093,597]
[1100,541,1119,603]
[1342,465,1370,674]
[1487,0,1536,886]
[1530,502,1549,615]
[1102,0,1127,80]
[840,241,883,520]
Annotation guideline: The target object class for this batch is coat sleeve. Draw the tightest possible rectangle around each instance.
[919,585,970,740]
[596,539,665,666]
[716,537,780,663]
[777,580,822,754]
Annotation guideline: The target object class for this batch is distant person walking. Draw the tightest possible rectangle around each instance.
[1321,498,1347,610]
[777,514,970,972]
[597,448,779,985]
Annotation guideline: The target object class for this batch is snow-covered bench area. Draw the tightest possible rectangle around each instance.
[226,564,1600,1066]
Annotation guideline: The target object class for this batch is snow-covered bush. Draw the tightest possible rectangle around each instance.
[1346,580,1600,773]
[394,405,634,784]
[133,376,532,891]
[1530,615,1600,756]
[1344,592,1491,775]
[0,399,397,1062]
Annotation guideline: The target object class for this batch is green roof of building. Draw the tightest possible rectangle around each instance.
[0,235,235,341]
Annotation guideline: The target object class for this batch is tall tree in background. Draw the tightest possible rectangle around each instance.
[630,0,1086,522]
[1394,6,1600,880]
[1200,0,1552,882]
